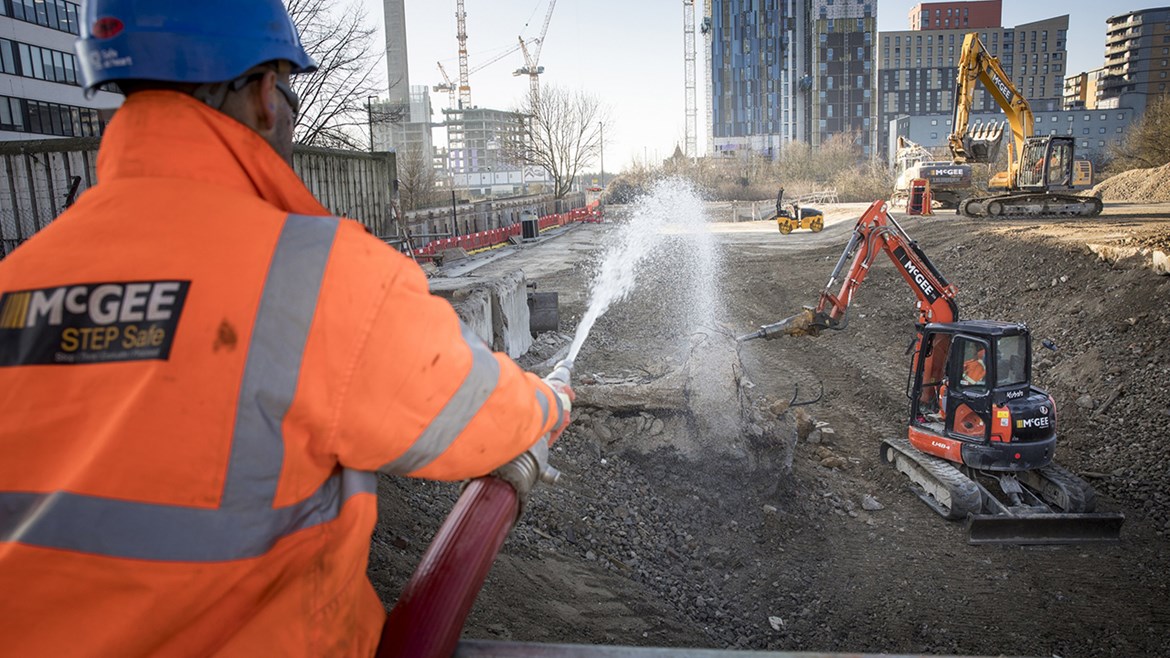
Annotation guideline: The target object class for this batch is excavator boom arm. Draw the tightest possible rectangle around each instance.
[739,201,959,342]
[949,32,1033,179]
[816,201,959,329]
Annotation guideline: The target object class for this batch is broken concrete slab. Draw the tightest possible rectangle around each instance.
[430,269,534,358]
[1087,243,1170,276]
[488,270,534,358]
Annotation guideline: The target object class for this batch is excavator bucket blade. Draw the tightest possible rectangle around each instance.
[961,121,1005,164]
[966,512,1124,545]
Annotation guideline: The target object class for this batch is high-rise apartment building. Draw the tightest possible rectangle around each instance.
[1064,67,1107,110]
[372,85,433,157]
[878,12,1068,159]
[810,1,879,156]
[706,0,877,160]
[909,0,1001,31]
[1097,7,1170,112]
[1,0,122,141]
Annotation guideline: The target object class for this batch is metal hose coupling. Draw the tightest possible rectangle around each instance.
[546,358,573,385]
[490,436,561,519]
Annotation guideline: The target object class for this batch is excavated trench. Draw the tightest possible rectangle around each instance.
[369,205,1170,656]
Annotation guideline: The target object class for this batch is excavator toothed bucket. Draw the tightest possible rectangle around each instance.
[966,512,1125,545]
[961,120,1005,164]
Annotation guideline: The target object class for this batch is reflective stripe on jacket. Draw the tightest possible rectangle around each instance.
[0,91,564,657]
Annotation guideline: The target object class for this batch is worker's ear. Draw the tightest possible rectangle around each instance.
[253,69,281,133]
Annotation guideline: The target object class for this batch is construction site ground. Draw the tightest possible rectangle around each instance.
[368,200,1170,657]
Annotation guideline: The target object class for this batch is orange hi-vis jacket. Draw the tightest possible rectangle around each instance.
[0,92,565,657]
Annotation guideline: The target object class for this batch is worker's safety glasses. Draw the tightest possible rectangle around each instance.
[228,69,301,119]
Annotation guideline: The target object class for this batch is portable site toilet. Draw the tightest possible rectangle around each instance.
[907,178,934,216]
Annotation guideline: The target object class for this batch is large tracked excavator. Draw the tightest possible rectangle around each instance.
[740,200,1123,544]
[949,33,1103,219]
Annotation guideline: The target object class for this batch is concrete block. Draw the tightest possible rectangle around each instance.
[439,247,469,264]
[488,270,534,358]
[437,287,492,347]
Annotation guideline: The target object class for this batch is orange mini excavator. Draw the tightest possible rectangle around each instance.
[740,200,1123,544]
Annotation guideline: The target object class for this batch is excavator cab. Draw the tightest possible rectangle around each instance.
[1017,136,1080,190]
[907,320,1057,472]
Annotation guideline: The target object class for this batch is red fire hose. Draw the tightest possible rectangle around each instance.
[376,476,521,658]
[377,360,570,658]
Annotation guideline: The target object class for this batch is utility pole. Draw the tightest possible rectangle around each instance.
[367,96,376,153]
[599,121,604,201]
[450,191,458,237]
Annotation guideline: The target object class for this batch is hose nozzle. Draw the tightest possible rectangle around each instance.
[546,358,573,385]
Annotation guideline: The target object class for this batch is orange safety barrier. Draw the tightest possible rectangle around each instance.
[411,204,595,259]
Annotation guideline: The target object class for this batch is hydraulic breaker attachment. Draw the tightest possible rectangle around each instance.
[966,511,1125,545]
[737,308,820,342]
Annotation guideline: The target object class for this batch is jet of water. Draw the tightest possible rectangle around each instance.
[567,178,715,362]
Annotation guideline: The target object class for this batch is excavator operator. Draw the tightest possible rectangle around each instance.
[0,1,572,656]
[962,347,988,386]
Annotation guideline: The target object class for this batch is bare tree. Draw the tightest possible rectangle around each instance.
[397,144,439,211]
[1107,94,1170,173]
[285,0,401,150]
[507,86,608,198]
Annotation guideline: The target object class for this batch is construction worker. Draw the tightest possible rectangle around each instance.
[962,347,988,386]
[0,1,571,656]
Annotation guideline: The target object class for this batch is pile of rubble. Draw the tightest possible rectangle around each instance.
[1092,162,1170,202]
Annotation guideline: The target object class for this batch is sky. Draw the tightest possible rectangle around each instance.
[355,1,1170,171]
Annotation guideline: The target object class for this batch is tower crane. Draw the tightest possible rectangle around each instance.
[433,62,456,111]
[514,0,557,100]
[455,0,471,109]
[683,0,697,158]
[435,40,534,111]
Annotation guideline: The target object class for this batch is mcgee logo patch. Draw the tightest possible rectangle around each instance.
[0,280,190,366]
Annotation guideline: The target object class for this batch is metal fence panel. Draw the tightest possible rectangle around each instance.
[1,138,395,257]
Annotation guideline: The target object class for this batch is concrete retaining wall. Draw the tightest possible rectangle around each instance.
[430,268,533,358]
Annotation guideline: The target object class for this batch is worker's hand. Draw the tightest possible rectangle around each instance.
[544,377,574,444]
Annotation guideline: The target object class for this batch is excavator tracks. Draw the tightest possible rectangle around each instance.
[881,438,1124,544]
[879,437,982,521]
[1016,462,1098,513]
[959,193,1104,219]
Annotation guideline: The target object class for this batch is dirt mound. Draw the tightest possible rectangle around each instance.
[1093,162,1170,202]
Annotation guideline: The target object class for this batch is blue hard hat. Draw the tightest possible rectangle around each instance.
[75,0,317,92]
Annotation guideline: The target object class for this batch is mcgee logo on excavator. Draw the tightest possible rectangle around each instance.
[894,247,940,303]
[988,70,1014,104]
